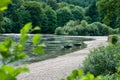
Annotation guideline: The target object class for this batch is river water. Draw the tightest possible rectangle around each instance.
[0,34,92,65]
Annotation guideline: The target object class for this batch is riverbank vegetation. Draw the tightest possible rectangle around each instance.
[55,20,118,35]
[1,0,120,80]
[63,35,120,80]
[57,0,120,79]
[0,0,119,36]
[0,1,45,79]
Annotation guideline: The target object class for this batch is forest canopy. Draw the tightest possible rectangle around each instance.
[0,0,119,35]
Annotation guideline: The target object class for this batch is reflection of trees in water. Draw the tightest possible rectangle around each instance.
[0,34,91,64]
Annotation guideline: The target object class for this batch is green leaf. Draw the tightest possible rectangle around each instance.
[3,37,13,48]
[20,34,29,45]
[33,46,44,55]
[15,52,28,60]
[72,69,78,78]
[87,73,94,80]
[81,76,87,80]
[0,44,7,52]
[13,66,29,77]
[17,44,24,52]
[0,69,7,80]
[78,70,84,77]
[0,44,11,58]
[0,7,7,11]
[33,26,40,31]
[20,23,32,36]
[39,43,46,47]
[0,0,12,11]
[2,65,15,74]
[32,34,41,45]
[10,53,28,63]
[67,76,74,80]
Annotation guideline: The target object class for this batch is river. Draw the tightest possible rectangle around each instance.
[0,34,93,65]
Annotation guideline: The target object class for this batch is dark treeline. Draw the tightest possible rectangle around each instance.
[42,0,99,7]
[0,0,119,35]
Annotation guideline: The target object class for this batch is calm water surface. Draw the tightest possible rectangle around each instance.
[0,34,92,65]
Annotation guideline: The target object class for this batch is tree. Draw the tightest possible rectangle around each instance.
[56,0,99,7]
[57,2,69,9]
[24,1,44,26]
[4,0,29,33]
[71,6,84,21]
[56,7,73,26]
[14,6,31,32]
[46,0,58,10]
[97,0,120,30]
[85,2,100,23]
[2,17,13,33]
[0,12,5,33]
[45,7,57,33]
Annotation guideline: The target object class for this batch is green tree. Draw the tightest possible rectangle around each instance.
[56,7,73,26]
[0,12,5,33]
[56,0,99,7]
[2,17,13,33]
[71,6,84,21]
[97,0,120,29]
[23,1,44,27]
[0,0,12,33]
[46,0,58,10]
[45,7,57,33]
[85,2,100,23]
[57,2,69,9]
[13,6,31,32]
[4,0,29,33]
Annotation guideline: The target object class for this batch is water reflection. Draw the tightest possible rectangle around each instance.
[0,34,92,64]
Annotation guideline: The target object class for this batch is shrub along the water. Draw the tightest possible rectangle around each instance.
[55,20,118,36]
[82,43,120,76]
[110,35,118,44]
[63,43,120,80]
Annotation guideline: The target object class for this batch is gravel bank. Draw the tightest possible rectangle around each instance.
[17,36,108,80]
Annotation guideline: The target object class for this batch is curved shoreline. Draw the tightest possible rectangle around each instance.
[17,36,108,80]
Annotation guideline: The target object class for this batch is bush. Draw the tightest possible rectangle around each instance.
[98,74,116,80]
[108,35,119,44]
[55,20,116,36]
[112,28,119,34]
[55,27,64,35]
[82,44,120,76]
[92,22,110,35]
[87,24,99,36]
[62,69,120,80]
[62,69,95,80]
[111,35,118,44]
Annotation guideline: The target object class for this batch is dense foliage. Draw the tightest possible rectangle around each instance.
[0,22,45,80]
[1,0,120,80]
[2,0,85,33]
[82,44,120,76]
[0,1,45,80]
[43,0,99,7]
[97,0,120,29]
[63,69,120,80]
[55,20,118,36]
[0,0,119,35]
[63,42,120,80]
